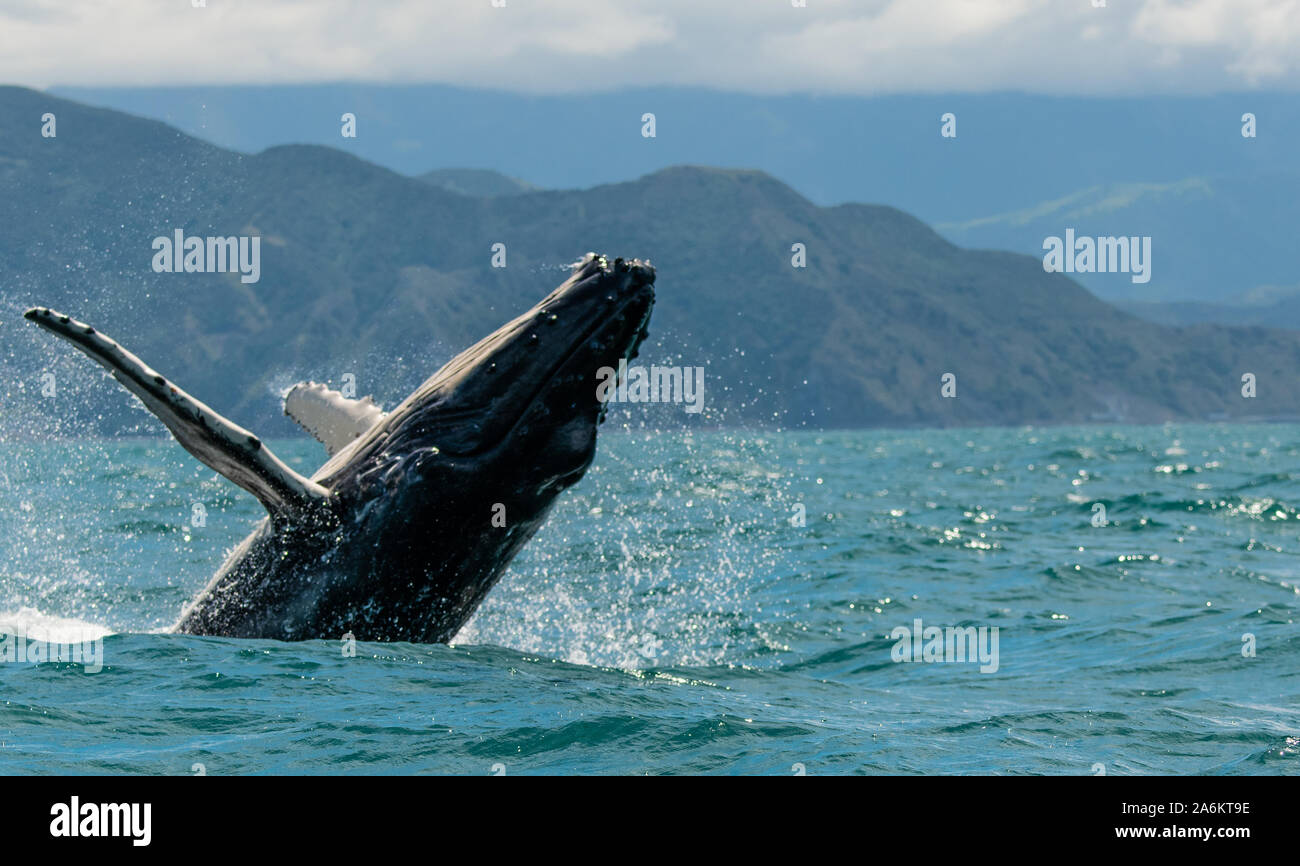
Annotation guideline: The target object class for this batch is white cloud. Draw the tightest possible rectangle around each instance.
[2,0,1298,93]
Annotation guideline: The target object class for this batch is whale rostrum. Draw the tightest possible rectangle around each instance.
[24,253,656,642]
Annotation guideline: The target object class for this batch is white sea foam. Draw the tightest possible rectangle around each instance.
[0,606,114,643]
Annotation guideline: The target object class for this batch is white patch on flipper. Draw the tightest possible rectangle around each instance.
[284,382,387,457]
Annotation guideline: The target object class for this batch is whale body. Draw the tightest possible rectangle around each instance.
[24,254,655,642]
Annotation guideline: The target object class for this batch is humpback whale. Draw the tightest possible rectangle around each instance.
[24,253,655,643]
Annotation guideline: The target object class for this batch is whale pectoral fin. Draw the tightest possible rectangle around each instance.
[24,307,332,521]
[284,382,387,457]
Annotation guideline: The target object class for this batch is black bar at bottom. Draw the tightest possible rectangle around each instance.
[3,775,1286,852]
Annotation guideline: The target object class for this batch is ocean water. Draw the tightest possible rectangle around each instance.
[0,425,1296,775]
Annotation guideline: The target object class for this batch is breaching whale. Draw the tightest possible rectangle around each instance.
[24,253,655,642]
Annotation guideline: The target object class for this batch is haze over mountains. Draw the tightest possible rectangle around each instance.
[55,84,1300,308]
[418,168,538,198]
[4,85,1300,438]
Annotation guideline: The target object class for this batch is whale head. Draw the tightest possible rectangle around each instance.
[326,253,655,506]
[294,253,656,639]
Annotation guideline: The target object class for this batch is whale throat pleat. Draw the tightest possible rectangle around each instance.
[22,307,332,521]
[283,382,387,457]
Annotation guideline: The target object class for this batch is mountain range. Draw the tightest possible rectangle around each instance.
[52,84,1300,306]
[4,84,1300,438]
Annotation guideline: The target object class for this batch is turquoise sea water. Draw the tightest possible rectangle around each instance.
[0,425,1296,775]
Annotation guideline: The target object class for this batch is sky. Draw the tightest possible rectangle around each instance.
[4,0,1300,94]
